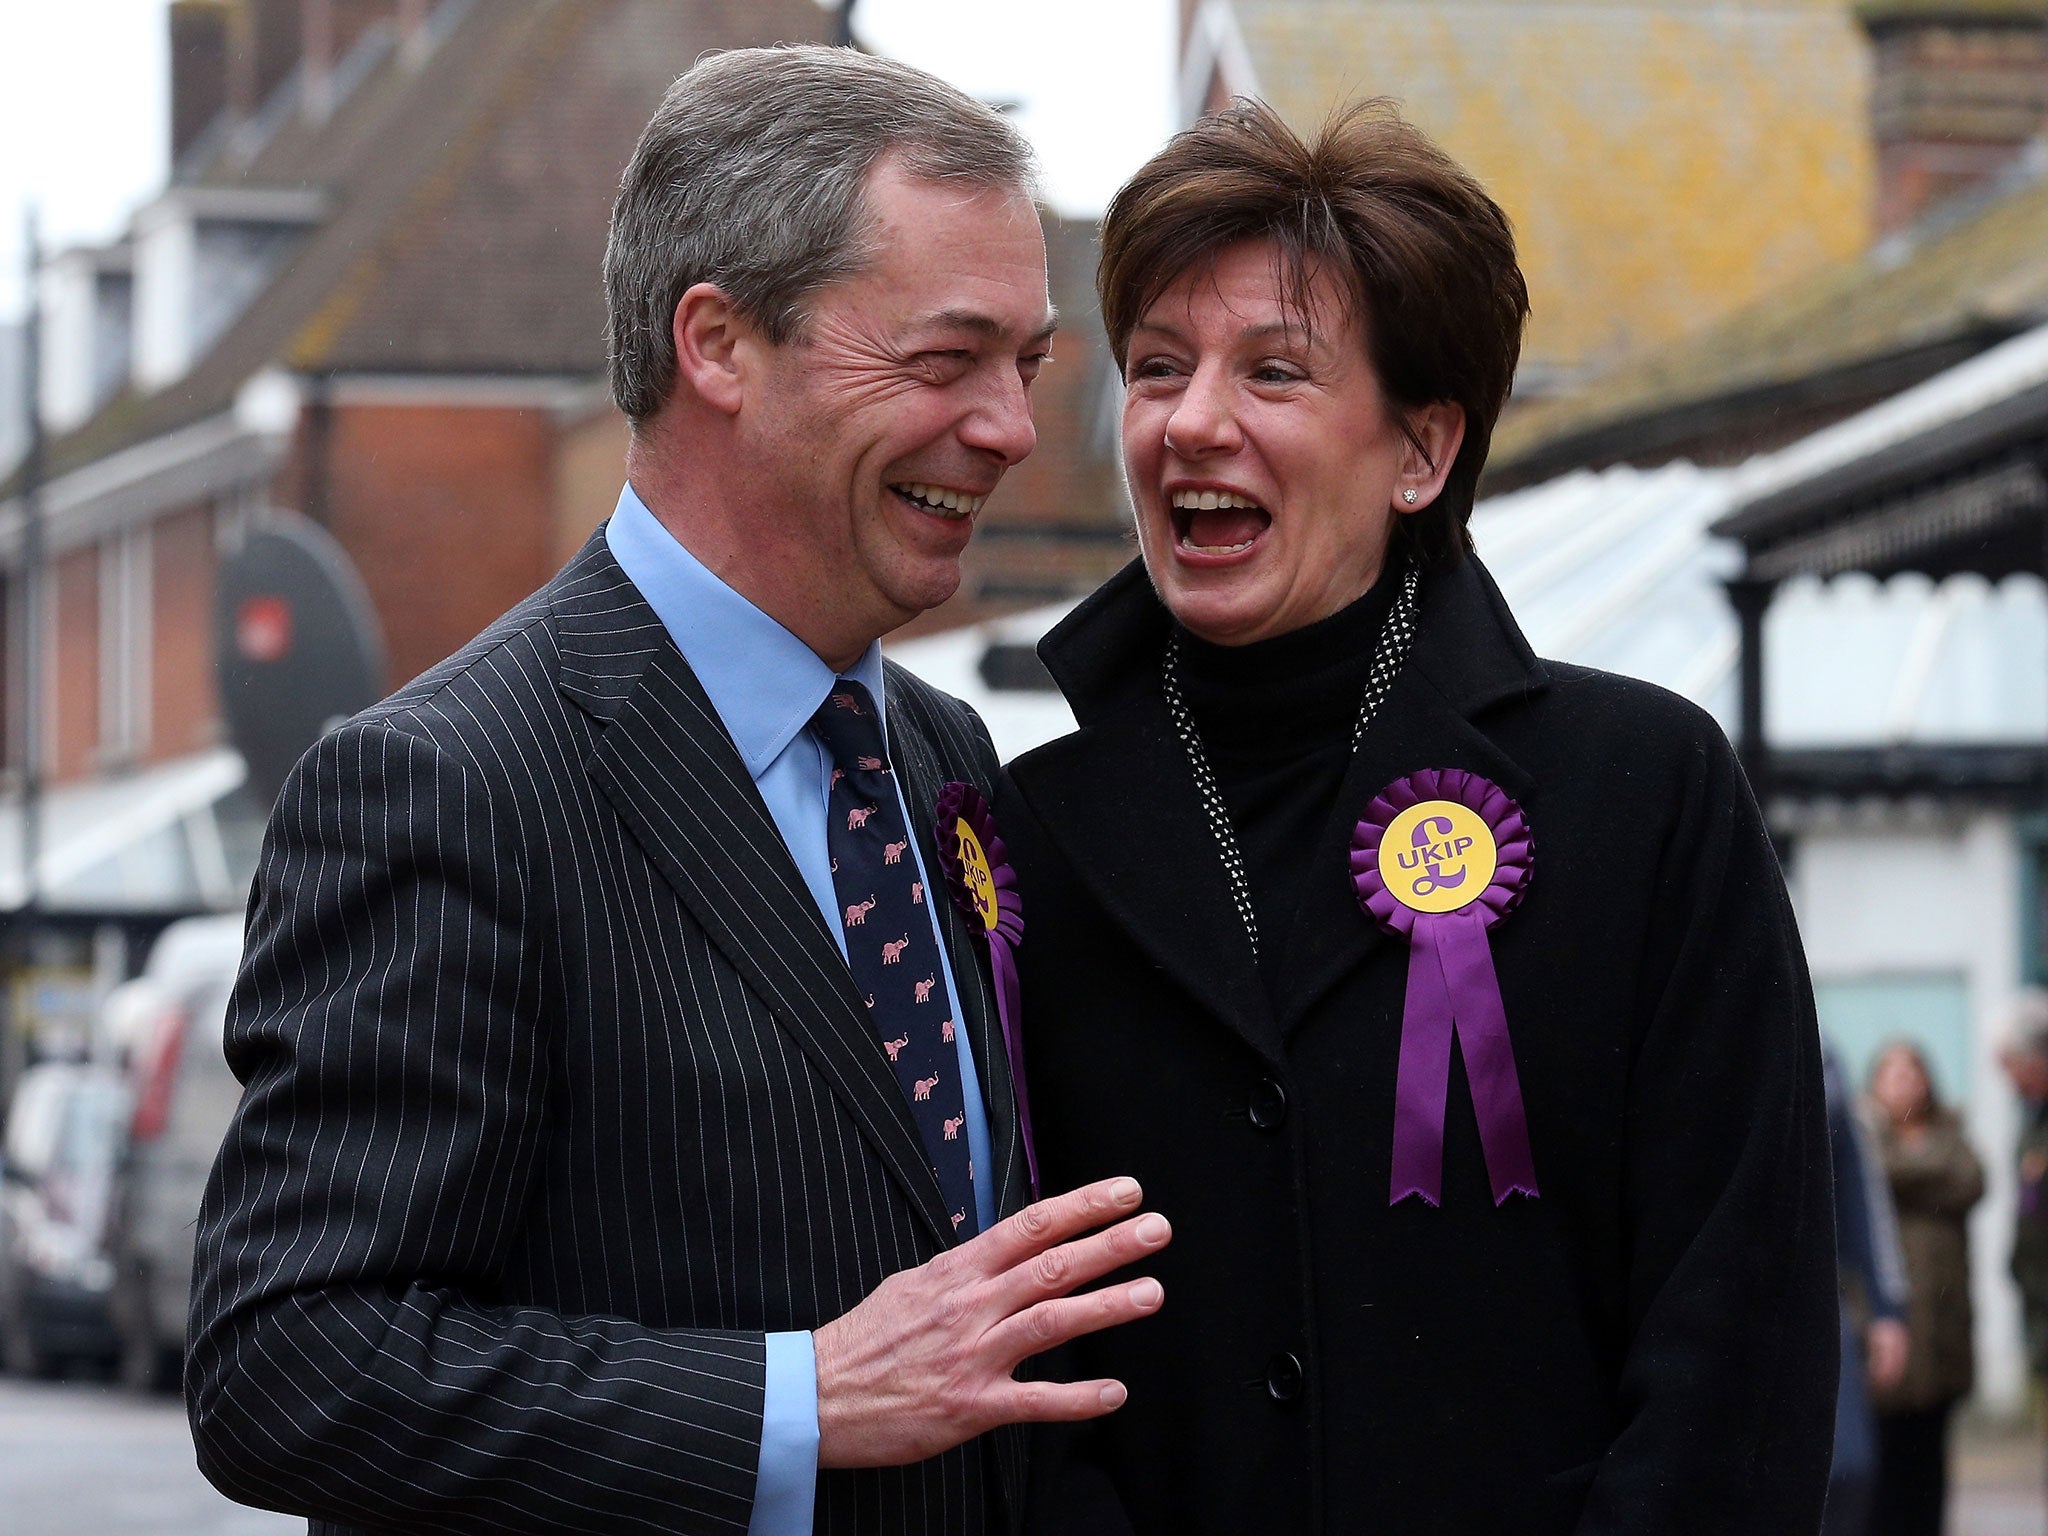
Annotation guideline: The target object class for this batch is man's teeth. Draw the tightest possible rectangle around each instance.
[1170,489,1262,512]
[893,482,985,517]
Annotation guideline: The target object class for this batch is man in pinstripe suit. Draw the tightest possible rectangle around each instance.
[188,46,1169,1536]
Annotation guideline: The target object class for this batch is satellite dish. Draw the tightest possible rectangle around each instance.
[215,510,385,808]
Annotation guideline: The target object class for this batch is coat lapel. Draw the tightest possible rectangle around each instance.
[1015,568,1283,1064]
[1021,557,1549,1058]
[1273,660,1538,1035]
[552,536,954,1249]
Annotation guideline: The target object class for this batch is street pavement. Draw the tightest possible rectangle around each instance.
[1,1370,2046,1535]
[0,1374,295,1536]
[1959,1421,2048,1536]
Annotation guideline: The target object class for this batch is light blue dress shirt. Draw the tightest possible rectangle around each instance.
[606,484,997,1535]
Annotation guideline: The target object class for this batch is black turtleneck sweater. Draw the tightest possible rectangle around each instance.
[1173,570,1398,992]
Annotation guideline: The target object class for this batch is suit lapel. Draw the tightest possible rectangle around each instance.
[554,539,954,1249]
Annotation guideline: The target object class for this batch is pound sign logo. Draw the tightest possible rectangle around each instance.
[1403,814,1472,898]
[953,818,1001,932]
[1378,799,1499,915]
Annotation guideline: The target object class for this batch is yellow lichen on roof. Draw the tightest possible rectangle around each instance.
[1232,0,1875,379]
[1490,171,2048,462]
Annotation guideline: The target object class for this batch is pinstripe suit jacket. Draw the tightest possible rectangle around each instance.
[187,530,1031,1536]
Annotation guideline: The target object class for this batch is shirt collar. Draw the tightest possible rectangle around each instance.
[606,483,885,779]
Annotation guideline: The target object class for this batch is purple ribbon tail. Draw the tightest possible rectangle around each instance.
[989,936,1040,1200]
[1390,924,1456,1207]
[1391,913,1540,1207]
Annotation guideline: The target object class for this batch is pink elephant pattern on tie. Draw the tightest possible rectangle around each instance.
[810,677,979,1238]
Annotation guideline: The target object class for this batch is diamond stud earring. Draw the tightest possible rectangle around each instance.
[1402,488,1419,505]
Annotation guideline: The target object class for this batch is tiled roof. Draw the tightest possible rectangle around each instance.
[1222,0,1873,381]
[35,0,833,482]
[1489,166,2048,477]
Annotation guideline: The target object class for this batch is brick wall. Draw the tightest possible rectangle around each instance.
[553,400,630,572]
[316,401,558,690]
[50,549,99,783]
[1867,17,2048,234]
[149,504,220,763]
[948,215,1132,615]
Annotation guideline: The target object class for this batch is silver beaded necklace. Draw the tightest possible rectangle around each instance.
[1160,563,1423,961]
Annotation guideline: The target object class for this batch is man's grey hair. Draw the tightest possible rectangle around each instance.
[604,45,1040,423]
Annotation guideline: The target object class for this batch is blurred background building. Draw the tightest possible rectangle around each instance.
[5,0,2048,1443]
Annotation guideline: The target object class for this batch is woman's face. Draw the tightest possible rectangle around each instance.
[1120,239,1463,646]
[1871,1046,1933,1123]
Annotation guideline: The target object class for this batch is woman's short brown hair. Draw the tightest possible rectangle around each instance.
[1099,98,1529,572]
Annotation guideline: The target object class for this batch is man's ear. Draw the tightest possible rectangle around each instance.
[671,282,751,416]
[1391,402,1467,515]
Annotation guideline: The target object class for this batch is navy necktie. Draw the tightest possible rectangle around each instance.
[811,679,978,1239]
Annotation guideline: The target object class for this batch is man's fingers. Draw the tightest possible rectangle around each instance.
[989,1375,1134,1426]
[985,1276,1165,1365]
[988,1211,1171,1312]
[960,1176,1145,1276]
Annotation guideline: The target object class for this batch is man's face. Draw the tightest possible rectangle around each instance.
[742,158,1053,652]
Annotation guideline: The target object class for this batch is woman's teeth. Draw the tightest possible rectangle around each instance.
[1169,489,1268,554]
[1170,489,1262,512]
[893,482,985,518]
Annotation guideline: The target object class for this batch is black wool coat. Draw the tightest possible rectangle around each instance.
[998,556,1838,1536]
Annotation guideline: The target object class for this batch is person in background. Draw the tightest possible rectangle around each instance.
[1864,1040,1984,1536]
[1999,992,2048,1502]
[1822,1039,1912,1536]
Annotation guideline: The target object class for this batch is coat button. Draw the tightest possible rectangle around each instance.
[1265,1351,1305,1403]
[1247,1077,1288,1132]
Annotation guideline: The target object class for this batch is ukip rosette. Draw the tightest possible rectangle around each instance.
[1350,768,1537,1207]
[934,781,1037,1197]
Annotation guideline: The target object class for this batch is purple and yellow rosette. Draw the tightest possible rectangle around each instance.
[1351,768,1538,1208]
[934,781,1038,1199]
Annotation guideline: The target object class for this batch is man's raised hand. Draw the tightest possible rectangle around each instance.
[813,1177,1170,1469]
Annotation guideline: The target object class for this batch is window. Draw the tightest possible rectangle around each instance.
[97,526,152,768]
[1814,973,1972,1105]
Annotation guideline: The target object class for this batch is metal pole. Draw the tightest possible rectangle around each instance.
[834,0,858,48]
[19,207,42,917]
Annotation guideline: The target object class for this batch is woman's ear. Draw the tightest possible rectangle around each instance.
[1392,402,1466,514]
[670,282,751,416]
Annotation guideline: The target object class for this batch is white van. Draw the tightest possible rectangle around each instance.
[106,915,244,1391]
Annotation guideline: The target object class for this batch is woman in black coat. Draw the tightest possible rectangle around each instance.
[999,99,1838,1535]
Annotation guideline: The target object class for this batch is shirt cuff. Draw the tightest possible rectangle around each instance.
[748,1330,820,1536]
